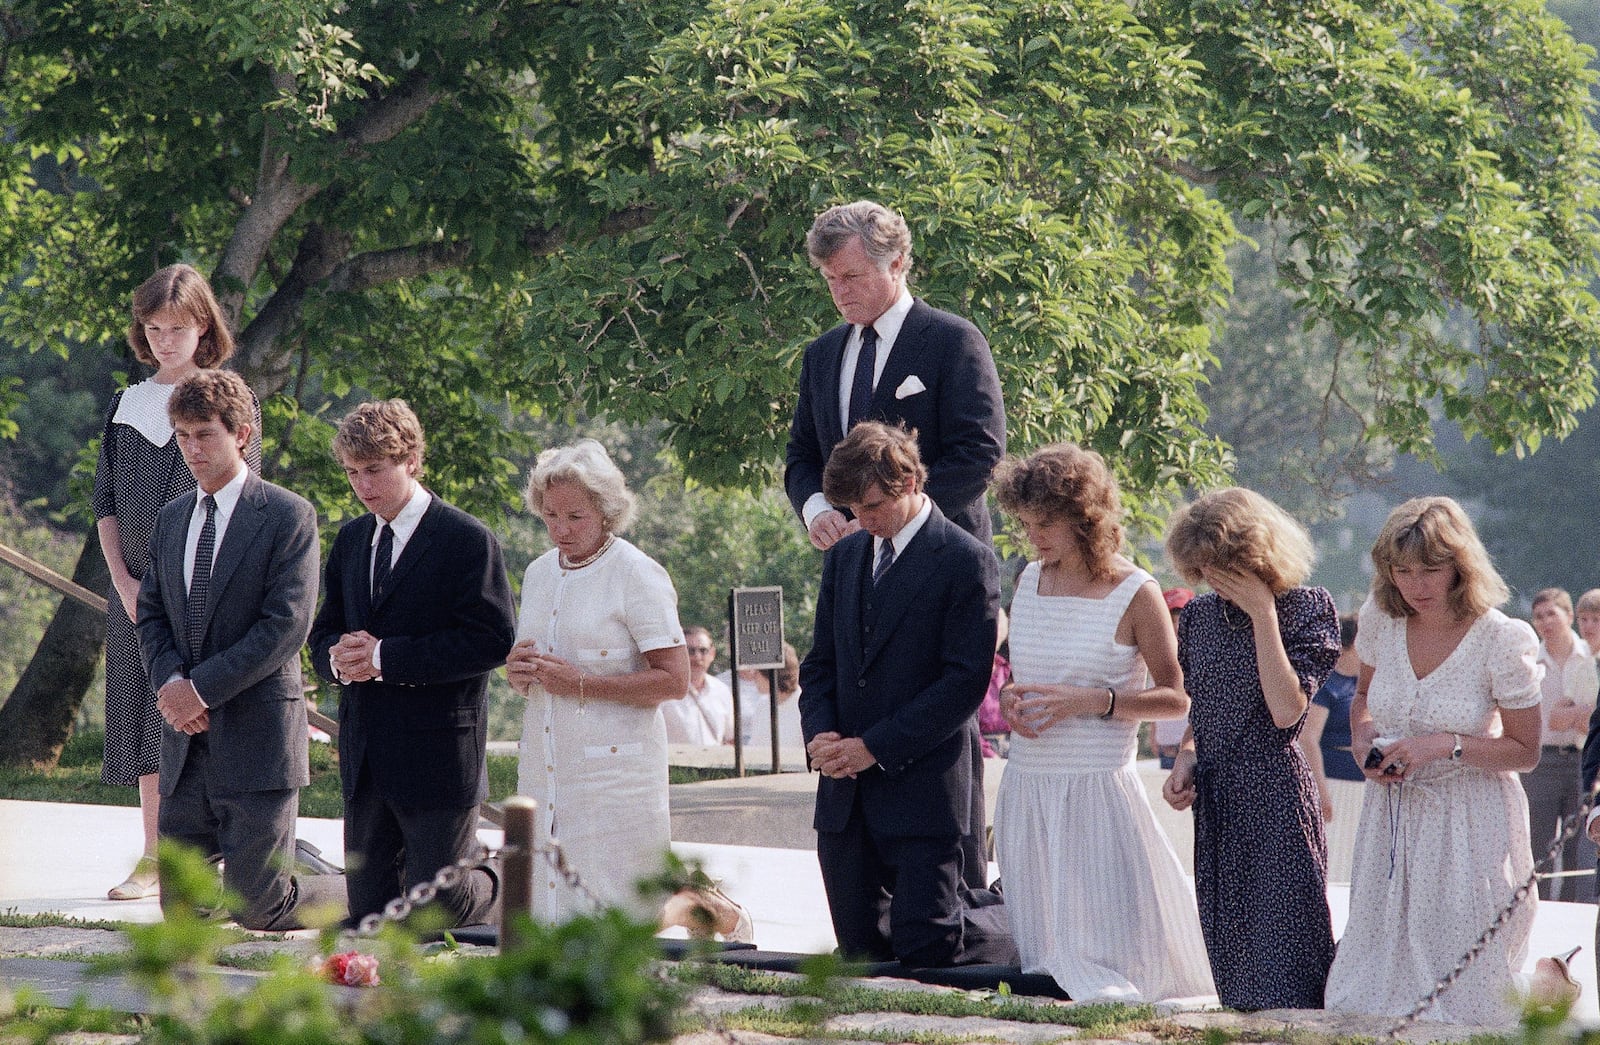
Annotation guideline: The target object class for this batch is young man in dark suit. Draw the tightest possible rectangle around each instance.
[786,198,1004,890]
[139,370,343,929]
[799,422,1015,968]
[309,399,516,927]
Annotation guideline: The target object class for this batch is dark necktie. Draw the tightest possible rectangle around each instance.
[846,325,879,431]
[372,522,393,598]
[872,539,895,586]
[186,494,217,656]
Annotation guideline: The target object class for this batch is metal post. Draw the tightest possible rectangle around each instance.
[499,796,535,951]
[767,667,780,773]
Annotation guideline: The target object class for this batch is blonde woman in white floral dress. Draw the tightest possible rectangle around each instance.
[1326,497,1543,1027]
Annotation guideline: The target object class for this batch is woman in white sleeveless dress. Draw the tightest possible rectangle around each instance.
[992,444,1215,1003]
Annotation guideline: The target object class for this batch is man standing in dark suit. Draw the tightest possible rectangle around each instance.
[786,199,1005,890]
[310,400,516,927]
[1583,703,1600,985]
[785,199,1006,550]
[799,422,1016,967]
[139,370,342,929]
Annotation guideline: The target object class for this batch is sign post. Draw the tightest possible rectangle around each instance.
[727,586,785,776]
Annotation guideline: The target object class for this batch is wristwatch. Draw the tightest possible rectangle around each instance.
[1450,733,1463,762]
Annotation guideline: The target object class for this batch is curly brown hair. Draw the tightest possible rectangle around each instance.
[992,443,1122,580]
[127,264,235,369]
[332,399,427,473]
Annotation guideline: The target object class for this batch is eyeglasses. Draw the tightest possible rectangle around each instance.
[686,646,713,655]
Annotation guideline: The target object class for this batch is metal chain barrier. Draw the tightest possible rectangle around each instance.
[1385,776,1599,1037]
[352,834,606,937]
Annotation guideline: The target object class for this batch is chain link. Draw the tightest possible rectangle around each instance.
[1385,776,1597,1037]
[353,836,607,936]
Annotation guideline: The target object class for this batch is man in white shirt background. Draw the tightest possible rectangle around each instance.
[660,625,736,746]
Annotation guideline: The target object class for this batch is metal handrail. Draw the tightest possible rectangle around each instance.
[0,539,107,614]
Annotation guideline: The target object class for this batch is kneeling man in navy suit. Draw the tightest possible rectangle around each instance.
[310,400,516,927]
[800,421,1015,967]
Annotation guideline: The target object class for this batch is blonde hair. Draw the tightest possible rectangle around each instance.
[1577,589,1600,615]
[524,439,636,533]
[1368,496,1507,619]
[1164,487,1315,594]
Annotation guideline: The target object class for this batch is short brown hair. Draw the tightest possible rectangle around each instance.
[1531,587,1572,616]
[1577,589,1600,615]
[332,399,426,472]
[127,264,235,369]
[807,200,913,272]
[992,443,1122,581]
[168,370,254,433]
[1368,496,1507,619]
[1165,487,1315,594]
[822,421,926,508]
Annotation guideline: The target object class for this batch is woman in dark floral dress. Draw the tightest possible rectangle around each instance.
[1161,488,1339,1010]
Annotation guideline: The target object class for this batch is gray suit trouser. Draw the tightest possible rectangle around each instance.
[159,735,347,930]
[1522,745,1597,903]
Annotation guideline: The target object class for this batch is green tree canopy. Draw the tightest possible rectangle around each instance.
[4,0,1593,519]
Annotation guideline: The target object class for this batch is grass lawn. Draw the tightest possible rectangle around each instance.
[0,729,740,816]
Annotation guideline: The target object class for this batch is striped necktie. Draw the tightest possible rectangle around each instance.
[372,522,394,598]
[872,539,895,586]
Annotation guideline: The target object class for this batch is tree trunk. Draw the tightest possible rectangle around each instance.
[0,531,109,769]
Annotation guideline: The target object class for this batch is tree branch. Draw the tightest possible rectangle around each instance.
[1150,154,1231,185]
[324,240,474,294]
[521,205,656,253]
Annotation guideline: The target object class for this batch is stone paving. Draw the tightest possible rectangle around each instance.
[0,924,1547,1043]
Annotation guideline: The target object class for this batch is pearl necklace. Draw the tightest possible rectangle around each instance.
[560,533,615,571]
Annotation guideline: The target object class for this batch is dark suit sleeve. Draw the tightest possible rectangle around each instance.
[922,322,1004,520]
[784,341,827,523]
[135,505,185,692]
[372,521,516,686]
[798,547,841,743]
[308,527,352,684]
[188,494,319,707]
[1583,698,1600,798]
[860,538,998,774]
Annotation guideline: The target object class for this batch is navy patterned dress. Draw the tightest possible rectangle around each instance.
[1177,586,1339,1011]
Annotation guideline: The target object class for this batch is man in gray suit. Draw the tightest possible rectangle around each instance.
[138,370,343,929]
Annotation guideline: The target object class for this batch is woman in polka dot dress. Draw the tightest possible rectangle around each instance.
[1161,488,1339,1010]
[92,264,259,900]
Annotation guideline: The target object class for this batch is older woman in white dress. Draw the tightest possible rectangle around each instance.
[506,440,750,940]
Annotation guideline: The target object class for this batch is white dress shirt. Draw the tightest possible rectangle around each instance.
[802,287,915,528]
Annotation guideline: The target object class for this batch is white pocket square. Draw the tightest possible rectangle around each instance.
[894,375,927,400]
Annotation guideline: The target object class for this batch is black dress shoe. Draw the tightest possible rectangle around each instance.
[294,838,345,876]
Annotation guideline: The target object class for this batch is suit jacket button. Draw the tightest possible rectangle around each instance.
[857,679,866,689]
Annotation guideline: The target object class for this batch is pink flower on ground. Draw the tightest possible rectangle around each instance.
[318,951,381,987]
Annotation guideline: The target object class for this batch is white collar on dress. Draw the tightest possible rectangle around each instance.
[111,379,178,445]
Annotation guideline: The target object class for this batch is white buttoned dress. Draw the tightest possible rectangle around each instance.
[515,537,685,922]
